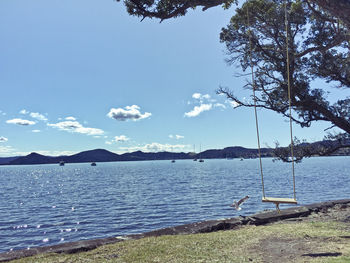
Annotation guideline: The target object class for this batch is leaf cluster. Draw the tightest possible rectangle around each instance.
[218,0,350,160]
[115,0,237,22]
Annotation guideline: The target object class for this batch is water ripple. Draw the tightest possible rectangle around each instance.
[0,157,349,252]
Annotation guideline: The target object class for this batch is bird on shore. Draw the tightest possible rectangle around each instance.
[230,195,249,211]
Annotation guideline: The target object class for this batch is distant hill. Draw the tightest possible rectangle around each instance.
[63,149,121,163]
[1,140,349,166]
[8,152,62,165]
[0,156,20,165]
[2,147,273,166]
[200,146,272,159]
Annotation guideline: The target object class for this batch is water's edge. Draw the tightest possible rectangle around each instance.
[1,198,349,262]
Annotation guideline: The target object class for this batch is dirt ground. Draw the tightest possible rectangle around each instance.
[252,203,350,263]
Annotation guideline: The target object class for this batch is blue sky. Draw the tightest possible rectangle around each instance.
[0,0,345,156]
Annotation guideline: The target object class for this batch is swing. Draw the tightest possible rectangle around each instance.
[247,1,297,212]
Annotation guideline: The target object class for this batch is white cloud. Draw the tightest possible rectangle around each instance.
[0,145,14,156]
[30,112,48,121]
[169,134,184,139]
[119,143,188,153]
[107,105,151,121]
[19,110,48,121]
[214,103,226,109]
[185,93,219,117]
[0,136,8,142]
[114,135,129,142]
[192,93,202,99]
[226,100,240,108]
[192,93,212,102]
[35,150,77,156]
[6,118,36,126]
[65,116,76,121]
[184,104,212,117]
[186,92,239,117]
[47,121,104,136]
[106,135,130,144]
[32,130,41,133]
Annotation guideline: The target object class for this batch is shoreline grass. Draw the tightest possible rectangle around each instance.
[11,221,350,263]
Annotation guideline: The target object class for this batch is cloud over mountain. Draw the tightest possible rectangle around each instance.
[48,121,104,136]
[120,142,187,153]
[169,134,184,139]
[107,105,151,121]
[114,135,129,142]
[106,135,130,145]
[0,145,14,156]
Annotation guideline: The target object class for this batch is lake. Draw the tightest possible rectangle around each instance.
[0,157,349,253]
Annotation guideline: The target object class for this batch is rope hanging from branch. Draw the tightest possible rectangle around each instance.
[246,0,297,202]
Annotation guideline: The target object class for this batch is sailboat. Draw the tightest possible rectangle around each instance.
[199,144,204,162]
[193,144,197,161]
[171,146,175,163]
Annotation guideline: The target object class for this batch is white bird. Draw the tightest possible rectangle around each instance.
[230,195,249,211]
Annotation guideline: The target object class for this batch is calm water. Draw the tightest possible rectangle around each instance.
[0,157,349,253]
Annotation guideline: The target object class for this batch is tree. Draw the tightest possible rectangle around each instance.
[117,0,350,160]
[308,0,350,29]
[116,0,235,22]
[117,0,350,28]
[217,0,350,161]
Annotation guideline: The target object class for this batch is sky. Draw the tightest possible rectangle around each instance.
[0,0,347,157]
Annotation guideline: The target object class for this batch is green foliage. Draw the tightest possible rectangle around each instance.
[218,0,350,160]
[115,0,350,160]
[116,0,237,21]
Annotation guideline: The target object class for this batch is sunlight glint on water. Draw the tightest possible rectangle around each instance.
[0,157,349,252]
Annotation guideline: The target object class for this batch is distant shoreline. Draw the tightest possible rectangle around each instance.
[1,142,350,166]
[0,146,273,166]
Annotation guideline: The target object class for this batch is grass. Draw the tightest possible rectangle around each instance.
[11,221,350,263]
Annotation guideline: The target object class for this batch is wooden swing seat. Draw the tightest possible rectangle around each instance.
[262,197,297,204]
[262,197,297,212]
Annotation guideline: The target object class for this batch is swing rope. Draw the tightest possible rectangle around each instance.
[247,0,296,202]
[246,5,265,198]
[284,2,297,201]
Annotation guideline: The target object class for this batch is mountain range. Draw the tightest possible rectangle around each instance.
[2,140,349,166]
[0,146,272,166]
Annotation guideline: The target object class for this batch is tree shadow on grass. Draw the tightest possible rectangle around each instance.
[302,252,342,257]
